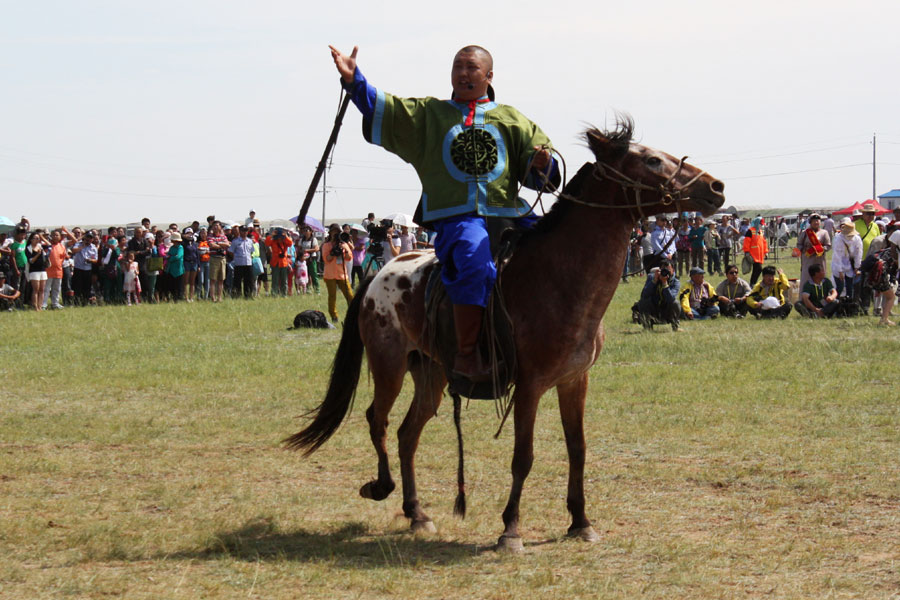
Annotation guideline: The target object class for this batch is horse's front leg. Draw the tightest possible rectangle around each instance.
[497,386,541,553]
[397,354,446,533]
[557,373,599,542]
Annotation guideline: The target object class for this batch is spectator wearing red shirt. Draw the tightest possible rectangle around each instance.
[265,228,293,296]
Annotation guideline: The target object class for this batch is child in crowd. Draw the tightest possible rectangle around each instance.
[295,252,309,294]
[123,251,141,305]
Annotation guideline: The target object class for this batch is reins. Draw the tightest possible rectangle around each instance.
[519,150,710,277]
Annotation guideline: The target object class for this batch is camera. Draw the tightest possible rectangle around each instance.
[330,232,351,257]
[658,267,671,279]
[366,220,391,257]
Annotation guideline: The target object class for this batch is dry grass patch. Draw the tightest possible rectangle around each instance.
[2,272,900,598]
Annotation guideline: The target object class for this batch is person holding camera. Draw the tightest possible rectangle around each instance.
[321,223,354,323]
[679,267,719,321]
[633,258,682,331]
[266,227,293,296]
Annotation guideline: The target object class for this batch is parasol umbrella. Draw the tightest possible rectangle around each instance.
[0,216,15,234]
[384,213,417,227]
[289,215,325,232]
[267,218,296,230]
[350,223,368,234]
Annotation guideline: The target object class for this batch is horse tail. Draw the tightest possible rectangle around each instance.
[451,391,467,518]
[284,276,373,456]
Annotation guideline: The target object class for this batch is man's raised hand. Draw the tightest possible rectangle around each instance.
[330,45,358,84]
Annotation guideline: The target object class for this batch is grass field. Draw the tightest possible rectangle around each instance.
[2,262,899,599]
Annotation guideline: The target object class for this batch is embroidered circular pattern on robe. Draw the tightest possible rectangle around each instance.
[450,128,498,176]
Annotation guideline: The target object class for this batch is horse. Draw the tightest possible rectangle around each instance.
[286,116,725,552]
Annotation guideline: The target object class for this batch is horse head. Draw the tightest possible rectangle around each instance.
[583,115,725,217]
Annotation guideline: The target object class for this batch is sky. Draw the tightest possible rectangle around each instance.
[2,0,899,227]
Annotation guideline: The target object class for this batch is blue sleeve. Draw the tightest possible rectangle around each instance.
[524,157,560,191]
[340,67,377,121]
[664,276,680,302]
[651,230,663,253]
[640,275,656,301]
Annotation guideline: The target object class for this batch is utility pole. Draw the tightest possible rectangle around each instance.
[872,133,877,203]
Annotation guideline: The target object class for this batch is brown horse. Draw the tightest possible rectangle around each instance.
[287,117,725,551]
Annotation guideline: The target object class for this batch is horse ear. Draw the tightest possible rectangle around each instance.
[586,127,629,164]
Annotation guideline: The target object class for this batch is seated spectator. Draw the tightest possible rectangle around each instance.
[0,271,21,311]
[632,258,681,331]
[795,263,840,319]
[715,264,751,318]
[745,265,792,319]
[679,267,719,320]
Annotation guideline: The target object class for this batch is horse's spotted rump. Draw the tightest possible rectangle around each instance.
[363,252,436,332]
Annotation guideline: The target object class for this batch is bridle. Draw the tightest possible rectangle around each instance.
[520,147,709,223]
[561,156,708,222]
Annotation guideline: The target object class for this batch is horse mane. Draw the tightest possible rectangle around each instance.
[518,115,635,244]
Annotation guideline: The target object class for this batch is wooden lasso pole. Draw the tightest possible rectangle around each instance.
[297,91,352,228]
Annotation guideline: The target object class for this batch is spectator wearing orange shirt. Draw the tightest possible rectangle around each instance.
[321,223,354,323]
[265,228,293,296]
[44,227,75,310]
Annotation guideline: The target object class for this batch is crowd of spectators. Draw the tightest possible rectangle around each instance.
[630,203,900,331]
[0,211,433,321]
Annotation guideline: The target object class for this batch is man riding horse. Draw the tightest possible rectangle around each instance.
[330,44,559,381]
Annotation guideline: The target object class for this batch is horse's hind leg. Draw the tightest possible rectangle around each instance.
[398,353,446,532]
[359,348,407,502]
[557,373,599,542]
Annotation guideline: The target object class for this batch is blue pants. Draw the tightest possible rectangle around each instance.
[691,305,720,320]
[434,215,496,307]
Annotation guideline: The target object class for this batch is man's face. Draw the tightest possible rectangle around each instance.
[762,274,775,286]
[812,269,825,284]
[863,212,875,223]
[809,218,820,230]
[691,273,704,285]
[451,51,492,102]
[51,231,61,243]
[726,267,738,282]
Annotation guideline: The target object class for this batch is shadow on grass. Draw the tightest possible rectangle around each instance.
[169,517,485,567]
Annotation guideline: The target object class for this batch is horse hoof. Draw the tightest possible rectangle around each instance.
[410,520,437,534]
[358,480,394,501]
[495,535,524,553]
[567,526,600,542]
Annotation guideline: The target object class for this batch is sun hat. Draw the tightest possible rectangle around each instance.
[862,203,876,213]
[169,232,182,242]
[839,217,857,236]
[808,213,821,220]
[851,209,862,217]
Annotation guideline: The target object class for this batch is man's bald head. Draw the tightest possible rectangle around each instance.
[456,45,493,71]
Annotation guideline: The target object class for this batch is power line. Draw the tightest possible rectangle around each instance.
[701,143,868,165]
[727,163,869,180]
[694,134,866,161]
[0,176,299,199]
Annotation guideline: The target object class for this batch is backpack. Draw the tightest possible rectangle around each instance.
[289,310,334,330]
